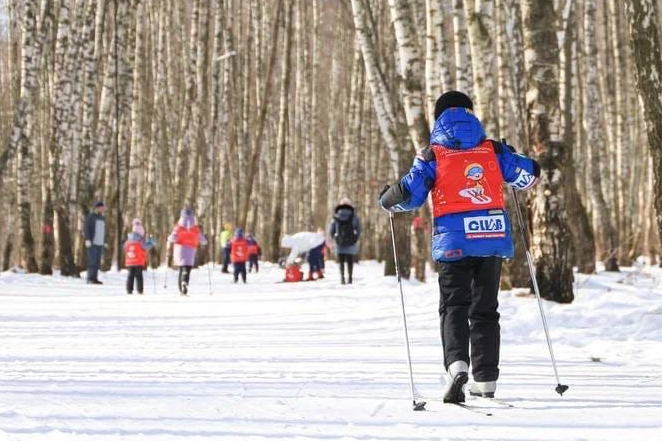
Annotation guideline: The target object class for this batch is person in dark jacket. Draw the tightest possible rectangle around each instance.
[328,198,361,284]
[84,201,107,284]
[246,234,262,273]
[379,91,540,402]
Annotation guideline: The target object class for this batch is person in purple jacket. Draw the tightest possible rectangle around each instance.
[167,208,208,296]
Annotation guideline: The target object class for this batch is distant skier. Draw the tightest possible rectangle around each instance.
[328,198,361,284]
[280,231,326,282]
[124,218,156,295]
[379,91,540,402]
[84,201,107,284]
[229,228,249,283]
[220,223,232,273]
[167,208,208,296]
[246,234,262,273]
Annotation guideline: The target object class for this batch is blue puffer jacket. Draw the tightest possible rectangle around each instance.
[390,108,539,262]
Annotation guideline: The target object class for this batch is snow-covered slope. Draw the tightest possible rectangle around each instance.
[0,261,660,440]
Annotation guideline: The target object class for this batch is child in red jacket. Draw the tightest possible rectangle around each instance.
[124,218,155,295]
[230,229,249,283]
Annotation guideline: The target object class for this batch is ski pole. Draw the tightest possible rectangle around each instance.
[510,184,569,396]
[163,243,169,289]
[388,211,426,411]
[151,258,157,295]
[206,245,213,296]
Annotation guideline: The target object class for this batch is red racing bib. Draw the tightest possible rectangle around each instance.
[431,140,505,217]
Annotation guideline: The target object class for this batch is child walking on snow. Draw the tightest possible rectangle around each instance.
[167,208,208,296]
[246,234,261,273]
[229,229,249,283]
[124,218,156,295]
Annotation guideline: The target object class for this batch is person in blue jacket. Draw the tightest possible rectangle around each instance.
[379,91,540,403]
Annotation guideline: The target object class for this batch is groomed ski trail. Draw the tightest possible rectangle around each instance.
[0,261,661,440]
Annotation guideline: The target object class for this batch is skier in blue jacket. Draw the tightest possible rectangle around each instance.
[379,91,540,403]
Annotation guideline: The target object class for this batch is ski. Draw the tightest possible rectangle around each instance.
[480,397,514,408]
[469,394,515,408]
[451,402,493,416]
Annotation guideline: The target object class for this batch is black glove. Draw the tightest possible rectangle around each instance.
[378,183,410,210]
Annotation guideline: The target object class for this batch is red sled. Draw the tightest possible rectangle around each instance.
[283,264,304,282]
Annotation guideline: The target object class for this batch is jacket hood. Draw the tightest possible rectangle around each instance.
[334,204,354,221]
[178,215,197,229]
[429,107,486,149]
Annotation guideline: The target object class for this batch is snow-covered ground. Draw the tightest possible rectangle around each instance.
[0,261,661,441]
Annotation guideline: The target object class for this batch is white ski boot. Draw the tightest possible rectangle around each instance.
[442,360,469,403]
[469,380,497,398]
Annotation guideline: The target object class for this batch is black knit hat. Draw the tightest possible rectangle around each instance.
[434,91,474,120]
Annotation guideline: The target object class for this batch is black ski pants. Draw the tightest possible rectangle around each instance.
[126,266,144,294]
[438,256,502,382]
[338,253,354,282]
[248,255,259,273]
[234,262,247,283]
[178,266,192,292]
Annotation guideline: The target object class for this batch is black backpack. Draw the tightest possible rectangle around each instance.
[335,215,358,247]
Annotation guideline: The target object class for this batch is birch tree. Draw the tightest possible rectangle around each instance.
[583,0,619,271]
[268,0,293,261]
[625,0,662,264]
[464,0,498,134]
[10,0,51,273]
[521,0,575,302]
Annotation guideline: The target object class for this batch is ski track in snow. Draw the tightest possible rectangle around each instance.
[0,261,661,440]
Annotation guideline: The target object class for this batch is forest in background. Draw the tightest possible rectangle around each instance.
[1,0,662,304]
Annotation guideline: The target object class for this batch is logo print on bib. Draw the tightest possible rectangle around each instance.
[463,215,506,239]
[458,163,493,204]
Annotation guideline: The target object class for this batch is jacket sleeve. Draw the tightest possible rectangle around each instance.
[353,215,362,240]
[83,214,95,241]
[382,148,437,212]
[328,219,336,238]
[495,141,540,191]
[167,227,177,244]
[199,232,208,246]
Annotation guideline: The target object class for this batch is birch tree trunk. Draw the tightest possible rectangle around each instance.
[561,0,596,274]
[521,0,574,302]
[583,0,619,271]
[452,0,473,95]
[11,0,49,273]
[237,0,283,230]
[464,0,498,134]
[78,0,99,217]
[351,0,412,278]
[128,0,146,224]
[608,0,631,265]
[173,0,200,207]
[309,0,323,228]
[625,0,662,265]
[268,0,293,262]
[388,0,430,148]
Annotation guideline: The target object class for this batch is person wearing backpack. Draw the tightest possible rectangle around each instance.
[328,198,361,284]
[378,91,540,402]
[229,228,249,283]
